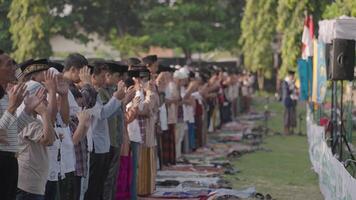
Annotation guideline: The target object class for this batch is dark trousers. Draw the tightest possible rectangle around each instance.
[195,115,203,148]
[16,189,44,200]
[187,122,196,150]
[59,172,80,200]
[161,124,176,166]
[130,142,139,200]
[220,102,232,124]
[45,174,81,200]
[84,152,110,200]
[103,146,121,200]
[45,181,57,200]
[0,152,18,200]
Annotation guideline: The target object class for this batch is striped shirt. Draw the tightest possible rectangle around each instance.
[0,95,35,153]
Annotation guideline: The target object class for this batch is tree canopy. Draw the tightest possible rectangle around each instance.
[143,0,243,59]
[239,0,277,79]
[8,0,52,61]
[0,0,13,53]
[323,0,356,19]
[1,0,356,75]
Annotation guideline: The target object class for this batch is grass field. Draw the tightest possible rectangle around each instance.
[224,96,323,200]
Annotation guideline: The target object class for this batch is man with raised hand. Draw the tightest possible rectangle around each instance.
[0,50,44,200]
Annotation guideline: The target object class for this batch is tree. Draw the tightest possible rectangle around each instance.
[239,0,278,90]
[276,0,309,77]
[143,0,243,59]
[109,31,150,59]
[276,0,330,77]
[8,0,52,61]
[0,0,13,53]
[323,0,356,19]
[52,0,158,57]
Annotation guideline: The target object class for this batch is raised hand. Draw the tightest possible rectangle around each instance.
[123,86,136,105]
[55,74,69,96]
[43,71,57,93]
[79,66,92,85]
[77,110,91,128]
[145,80,156,92]
[132,96,141,108]
[187,80,199,93]
[156,72,168,85]
[113,81,125,100]
[34,101,48,115]
[7,83,27,114]
[24,87,46,114]
[156,72,169,92]
[199,83,209,96]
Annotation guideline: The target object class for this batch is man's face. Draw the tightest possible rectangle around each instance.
[0,55,16,84]
[32,71,46,82]
[105,72,122,86]
[156,74,168,92]
[148,62,158,75]
[70,67,81,83]
[92,70,107,87]
[142,76,150,84]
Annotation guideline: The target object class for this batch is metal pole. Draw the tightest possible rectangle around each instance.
[331,81,338,153]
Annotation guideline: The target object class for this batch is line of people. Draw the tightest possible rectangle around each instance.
[0,50,255,200]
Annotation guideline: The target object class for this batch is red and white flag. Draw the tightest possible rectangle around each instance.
[301,15,314,59]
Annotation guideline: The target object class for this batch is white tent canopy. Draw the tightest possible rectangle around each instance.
[318,16,356,43]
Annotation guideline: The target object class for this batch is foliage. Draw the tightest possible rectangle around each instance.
[143,0,243,59]
[323,0,356,19]
[109,31,150,59]
[4,0,243,60]
[276,0,309,77]
[276,0,330,77]
[0,0,12,53]
[239,0,277,79]
[8,0,52,61]
[54,0,158,56]
[63,0,145,37]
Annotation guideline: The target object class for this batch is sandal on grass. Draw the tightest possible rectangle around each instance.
[255,192,264,200]
[265,194,273,200]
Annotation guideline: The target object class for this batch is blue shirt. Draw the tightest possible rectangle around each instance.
[87,94,121,154]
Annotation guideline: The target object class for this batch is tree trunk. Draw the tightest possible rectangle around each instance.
[275,67,280,93]
[257,70,265,90]
[183,48,192,62]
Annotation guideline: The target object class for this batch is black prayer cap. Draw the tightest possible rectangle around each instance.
[105,61,128,73]
[127,57,141,66]
[157,64,175,74]
[128,66,150,78]
[288,70,296,75]
[142,55,157,65]
[49,61,64,72]
[19,58,50,77]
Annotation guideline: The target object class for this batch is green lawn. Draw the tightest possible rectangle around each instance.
[224,96,323,200]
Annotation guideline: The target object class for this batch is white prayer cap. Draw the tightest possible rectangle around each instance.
[48,67,60,75]
[178,67,190,77]
[173,70,188,80]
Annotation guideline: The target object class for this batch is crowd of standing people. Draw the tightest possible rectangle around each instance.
[0,50,255,200]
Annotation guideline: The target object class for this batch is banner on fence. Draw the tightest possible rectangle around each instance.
[307,111,356,200]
